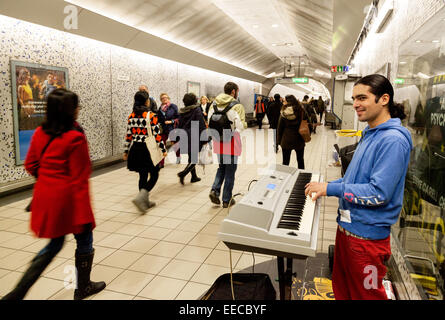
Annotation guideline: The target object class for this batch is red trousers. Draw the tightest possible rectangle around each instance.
[332,226,391,300]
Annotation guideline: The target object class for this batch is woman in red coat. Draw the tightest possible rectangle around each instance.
[2,89,105,300]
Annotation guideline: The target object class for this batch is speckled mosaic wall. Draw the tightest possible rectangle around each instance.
[0,15,258,185]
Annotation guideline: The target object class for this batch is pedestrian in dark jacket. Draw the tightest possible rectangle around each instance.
[266,94,283,152]
[302,95,317,134]
[200,95,212,122]
[157,93,180,166]
[3,89,106,300]
[176,93,208,185]
[317,96,326,123]
[266,94,283,130]
[277,95,308,169]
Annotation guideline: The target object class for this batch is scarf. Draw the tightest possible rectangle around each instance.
[281,106,297,121]
[161,102,171,113]
[179,104,198,114]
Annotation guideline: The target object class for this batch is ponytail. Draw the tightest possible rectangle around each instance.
[389,102,406,121]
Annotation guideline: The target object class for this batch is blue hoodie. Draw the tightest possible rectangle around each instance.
[327,118,413,240]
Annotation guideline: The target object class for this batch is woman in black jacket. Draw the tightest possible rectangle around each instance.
[277,95,308,169]
[176,93,208,185]
[200,95,212,122]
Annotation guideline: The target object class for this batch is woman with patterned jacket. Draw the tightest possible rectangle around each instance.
[123,91,167,213]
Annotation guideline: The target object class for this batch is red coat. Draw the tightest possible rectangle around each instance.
[25,126,96,238]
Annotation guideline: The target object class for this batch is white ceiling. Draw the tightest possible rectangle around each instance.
[211,0,306,58]
[1,0,376,96]
[65,0,334,81]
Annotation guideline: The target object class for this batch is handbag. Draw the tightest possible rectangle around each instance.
[199,143,214,165]
[299,110,311,143]
[145,112,165,166]
[338,142,359,177]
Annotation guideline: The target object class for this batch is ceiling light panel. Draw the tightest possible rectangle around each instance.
[211,0,305,59]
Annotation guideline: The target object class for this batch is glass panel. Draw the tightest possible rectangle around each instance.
[394,8,445,300]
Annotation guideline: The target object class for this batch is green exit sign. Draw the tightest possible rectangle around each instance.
[395,78,405,84]
[293,77,309,84]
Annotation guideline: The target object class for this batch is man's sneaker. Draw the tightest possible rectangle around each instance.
[222,199,236,208]
[209,190,221,205]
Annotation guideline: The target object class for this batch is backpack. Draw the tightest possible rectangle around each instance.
[208,100,238,142]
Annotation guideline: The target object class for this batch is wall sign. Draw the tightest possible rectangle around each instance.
[187,81,201,97]
[331,65,350,73]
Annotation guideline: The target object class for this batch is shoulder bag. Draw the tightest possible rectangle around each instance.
[145,112,165,166]
[299,110,311,143]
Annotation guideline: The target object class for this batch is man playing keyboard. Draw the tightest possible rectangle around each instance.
[304,74,412,300]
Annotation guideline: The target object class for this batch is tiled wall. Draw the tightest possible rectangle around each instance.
[349,0,445,131]
[0,15,259,184]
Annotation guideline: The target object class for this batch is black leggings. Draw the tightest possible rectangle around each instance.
[138,166,160,192]
[282,148,305,169]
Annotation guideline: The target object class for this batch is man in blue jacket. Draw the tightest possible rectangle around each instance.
[305,74,413,300]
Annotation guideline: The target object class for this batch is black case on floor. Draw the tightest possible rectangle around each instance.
[201,273,276,300]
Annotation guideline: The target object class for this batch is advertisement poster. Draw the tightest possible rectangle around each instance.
[187,81,201,98]
[11,61,69,165]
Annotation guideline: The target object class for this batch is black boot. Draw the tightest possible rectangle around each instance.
[2,251,54,300]
[74,249,106,300]
[178,164,197,185]
[178,164,190,185]
[25,200,32,212]
[190,166,201,183]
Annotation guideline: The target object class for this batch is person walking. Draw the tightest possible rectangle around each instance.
[2,89,106,300]
[157,93,180,166]
[304,74,412,300]
[176,93,208,185]
[208,82,244,208]
[277,95,307,169]
[254,96,266,129]
[317,96,326,124]
[302,95,317,134]
[266,93,283,152]
[124,91,167,213]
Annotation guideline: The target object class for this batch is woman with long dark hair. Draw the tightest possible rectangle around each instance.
[277,95,308,169]
[3,88,106,300]
[124,91,167,213]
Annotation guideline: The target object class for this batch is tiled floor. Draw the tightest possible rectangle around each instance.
[0,124,342,300]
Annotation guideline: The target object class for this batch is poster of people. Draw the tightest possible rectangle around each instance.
[11,61,69,165]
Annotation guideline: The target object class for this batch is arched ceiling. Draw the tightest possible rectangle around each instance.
[0,0,372,91]
[65,0,335,82]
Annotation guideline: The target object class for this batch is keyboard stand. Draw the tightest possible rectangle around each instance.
[223,242,308,300]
